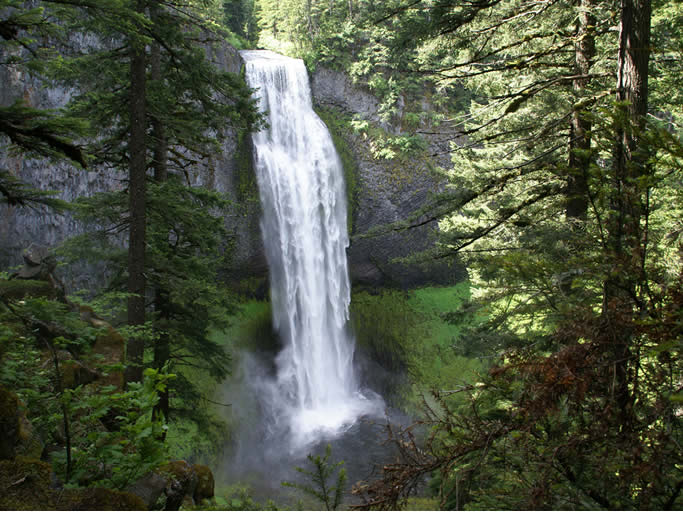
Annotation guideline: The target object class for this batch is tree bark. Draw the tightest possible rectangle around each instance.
[125,0,147,386]
[566,0,596,221]
[150,4,170,422]
[604,0,651,425]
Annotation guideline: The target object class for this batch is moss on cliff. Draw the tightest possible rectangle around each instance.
[234,129,259,205]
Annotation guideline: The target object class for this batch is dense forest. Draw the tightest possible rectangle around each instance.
[0,0,681,510]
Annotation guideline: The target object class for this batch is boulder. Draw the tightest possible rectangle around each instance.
[0,278,57,301]
[158,460,198,510]
[125,470,167,509]
[0,385,21,460]
[0,456,56,510]
[0,385,42,460]
[11,244,65,298]
[86,324,125,389]
[59,487,147,511]
[45,350,99,389]
[193,463,215,503]
[126,460,216,510]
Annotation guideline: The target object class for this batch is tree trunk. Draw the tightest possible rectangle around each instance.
[604,0,651,425]
[566,0,596,221]
[150,5,170,422]
[306,0,314,37]
[125,0,147,386]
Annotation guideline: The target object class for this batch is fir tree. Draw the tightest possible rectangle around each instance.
[55,0,260,414]
[352,0,682,508]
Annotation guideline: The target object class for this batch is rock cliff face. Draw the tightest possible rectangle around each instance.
[0,36,111,281]
[0,42,461,290]
[311,67,463,287]
[0,40,267,290]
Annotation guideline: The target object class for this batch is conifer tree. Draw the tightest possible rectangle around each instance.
[55,0,260,409]
[352,0,682,508]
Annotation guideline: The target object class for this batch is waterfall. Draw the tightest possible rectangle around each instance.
[241,50,380,449]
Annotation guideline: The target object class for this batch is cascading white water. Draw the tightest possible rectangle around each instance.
[241,50,380,449]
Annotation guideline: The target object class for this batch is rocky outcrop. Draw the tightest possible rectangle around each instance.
[0,39,266,290]
[310,67,381,124]
[1,244,126,388]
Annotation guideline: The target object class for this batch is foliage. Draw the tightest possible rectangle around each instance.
[351,284,487,413]
[0,291,169,489]
[282,444,347,511]
[52,370,170,489]
[0,296,97,439]
[207,484,279,510]
[315,107,359,232]
[221,0,259,46]
[47,0,262,417]
[60,178,236,425]
[351,289,416,374]
[343,1,683,510]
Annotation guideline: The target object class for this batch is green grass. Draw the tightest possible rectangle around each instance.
[405,284,487,409]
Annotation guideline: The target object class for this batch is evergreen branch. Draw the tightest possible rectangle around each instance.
[0,169,69,210]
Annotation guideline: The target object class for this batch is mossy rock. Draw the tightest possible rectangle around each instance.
[16,410,43,459]
[86,325,125,389]
[0,457,147,510]
[0,279,56,301]
[158,460,198,510]
[0,385,44,461]
[192,464,214,502]
[0,385,20,460]
[59,487,147,511]
[127,460,213,510]
[0,456,56,510]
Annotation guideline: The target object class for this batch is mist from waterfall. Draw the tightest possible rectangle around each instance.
[241,50,382,450]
